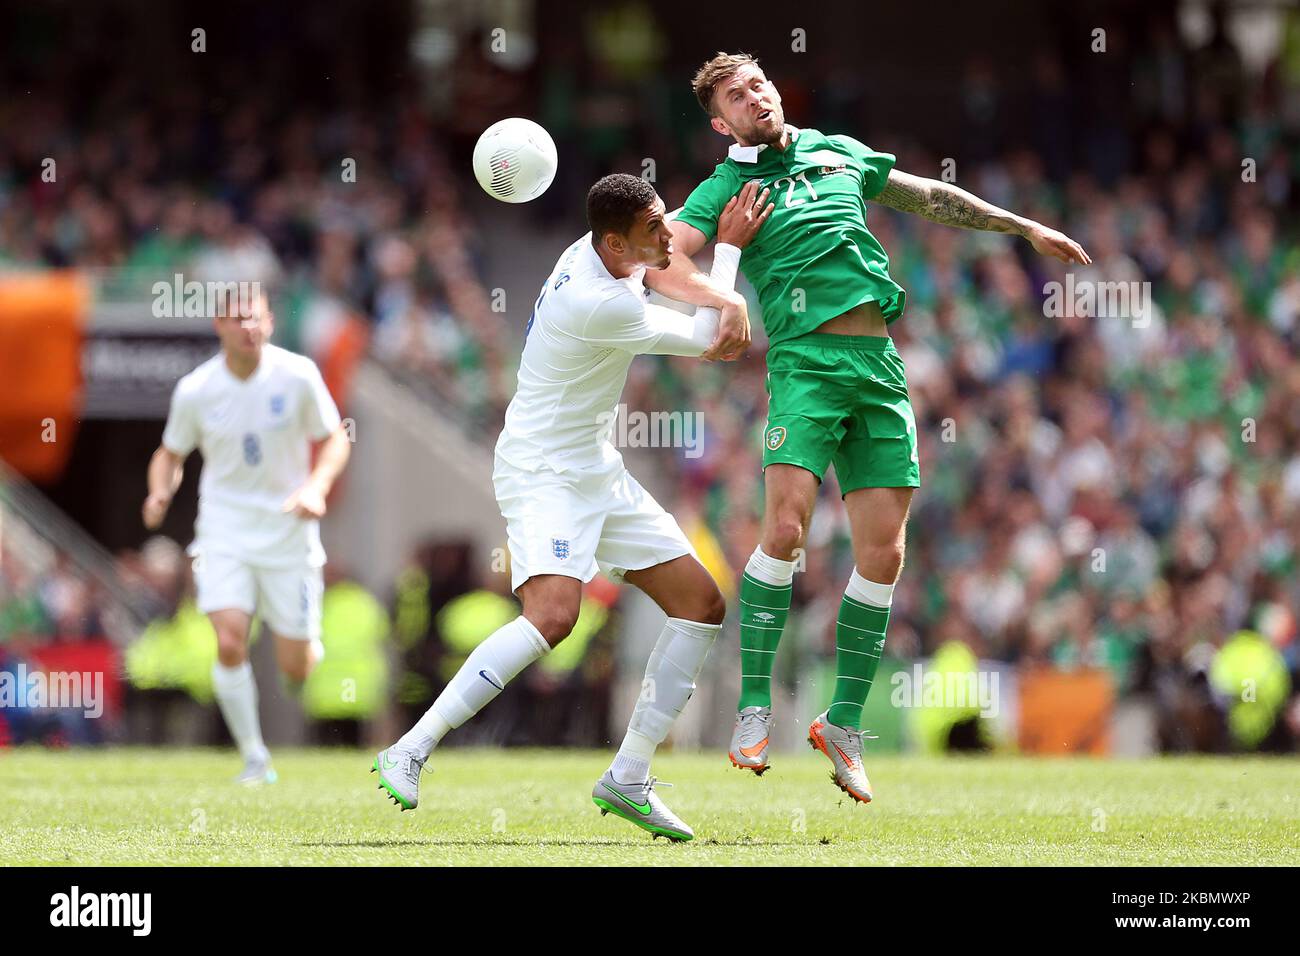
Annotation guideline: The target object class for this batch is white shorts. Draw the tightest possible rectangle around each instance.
[494,459,695,593]
[193,551,323,640]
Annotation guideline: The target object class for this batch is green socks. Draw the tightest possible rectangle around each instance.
[827,570,894,730]
[737,548,795,710]
[737,550,894,726]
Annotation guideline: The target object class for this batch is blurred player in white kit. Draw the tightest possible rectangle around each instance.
[143,291,353,784]
[373,173,772,840]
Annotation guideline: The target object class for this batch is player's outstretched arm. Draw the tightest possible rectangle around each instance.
[647,229,749,361]
[143,446,185,529]
[645,180,772,360]
[596,241,744,360]
[283,424,352,520]
[646,222,742,308]
[875,169,1091,265]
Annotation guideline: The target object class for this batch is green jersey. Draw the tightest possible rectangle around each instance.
[675,125,906,345]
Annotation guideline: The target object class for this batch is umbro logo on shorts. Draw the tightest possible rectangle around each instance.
[765,426,787,450]
[551,538,570,560]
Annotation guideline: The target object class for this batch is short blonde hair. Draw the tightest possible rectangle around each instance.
[691,51,760,116]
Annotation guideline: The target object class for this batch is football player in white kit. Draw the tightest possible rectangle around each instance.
[374,174,772,840]
[143,291,353,784]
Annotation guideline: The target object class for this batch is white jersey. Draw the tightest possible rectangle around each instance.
[162,344,342,568]
[495,233,717,476]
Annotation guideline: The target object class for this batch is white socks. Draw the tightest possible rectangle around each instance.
[211,661,268,762]
[610,617,721,784]
[397,615,550,758]
[393,610,721,781]
[745,546,796,586]
[847,567,894,607]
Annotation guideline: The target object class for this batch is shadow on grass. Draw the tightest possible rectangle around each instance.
[297,837,809,849]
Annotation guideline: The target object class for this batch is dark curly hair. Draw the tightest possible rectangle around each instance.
[586,173,658,244]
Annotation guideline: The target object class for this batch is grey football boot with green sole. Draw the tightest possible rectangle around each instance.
[372,746,426,811]
[592,771,693,842]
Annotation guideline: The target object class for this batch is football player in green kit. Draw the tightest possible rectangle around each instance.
[643,52,1091,803]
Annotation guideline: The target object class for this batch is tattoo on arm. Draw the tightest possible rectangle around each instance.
[875,169,1025,236]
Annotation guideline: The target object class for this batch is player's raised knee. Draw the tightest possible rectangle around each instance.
[695,585,726,626]
[857,541,905,583]
[765,517,806,558]
[527,605,580,646]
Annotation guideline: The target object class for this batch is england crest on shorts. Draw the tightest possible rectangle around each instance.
[551,538,570,560]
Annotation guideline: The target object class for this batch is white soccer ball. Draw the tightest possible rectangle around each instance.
[472,118,558,204]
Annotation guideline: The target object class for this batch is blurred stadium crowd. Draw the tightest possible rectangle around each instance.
[1,2,1298,751]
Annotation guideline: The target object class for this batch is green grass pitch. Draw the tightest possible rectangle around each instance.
[1,748,1296,866]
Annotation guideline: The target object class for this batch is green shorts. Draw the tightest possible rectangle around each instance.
[762,333,920,494]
